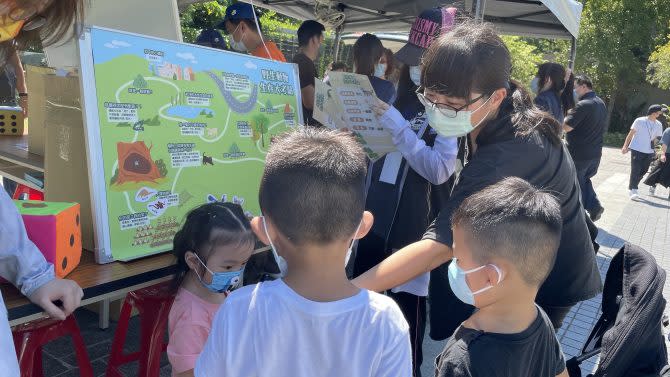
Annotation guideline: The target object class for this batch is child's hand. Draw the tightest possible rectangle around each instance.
[371,97,390,117]
[28,278,83,320]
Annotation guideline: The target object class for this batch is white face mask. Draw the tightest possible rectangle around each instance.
[262,216,288,277]
[425,95,492,138]
[229,23,248,52]
[344,220,363,268]
[409,65,421,87]
[374,63,387,78]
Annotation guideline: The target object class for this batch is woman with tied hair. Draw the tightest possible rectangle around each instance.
[355,21,602,334]
[531,62,575,123]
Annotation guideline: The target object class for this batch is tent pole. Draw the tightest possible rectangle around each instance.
[333,25,343,61]
[569,36,577,70]
[475,0,483,21]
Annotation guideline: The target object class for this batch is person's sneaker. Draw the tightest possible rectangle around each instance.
[629,189,640,200]
[589,206,605,222]
[649,186,656,196]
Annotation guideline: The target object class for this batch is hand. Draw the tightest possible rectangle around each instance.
[662,154,667,163]
[19,96,28,117]
[28,278,83,320]
[621,147,629,154]
[371,97,390,117]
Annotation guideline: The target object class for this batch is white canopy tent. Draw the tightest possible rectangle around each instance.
[178,0,582,66]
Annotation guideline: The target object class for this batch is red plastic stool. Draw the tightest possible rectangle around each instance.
[12,314,94,377]
[106,281,175,377]
[12,183,44,200]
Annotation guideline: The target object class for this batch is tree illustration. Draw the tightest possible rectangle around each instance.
[200,109,207,116]
[149,115,160,126]
[265,98,273,111]
[229,143,241,155]
[252,113,270,148]
[173,73,177,80]
[133,74,147,88]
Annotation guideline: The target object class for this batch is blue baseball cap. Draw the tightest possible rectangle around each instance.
[218,2,257,29]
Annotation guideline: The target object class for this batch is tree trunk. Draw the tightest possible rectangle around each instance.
[606,94,616,133]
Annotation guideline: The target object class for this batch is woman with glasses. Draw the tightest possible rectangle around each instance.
[355,21,602,335]
[351,8,459,376]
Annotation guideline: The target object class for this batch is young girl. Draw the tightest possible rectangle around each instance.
[167,202,255,377]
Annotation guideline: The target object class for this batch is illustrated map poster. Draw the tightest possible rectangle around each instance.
[81,27,301,261]
[314,72,396,160]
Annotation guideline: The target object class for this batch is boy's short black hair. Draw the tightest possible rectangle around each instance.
[575,74,593,89]
[297,20,325,47]
[259,128,367,245]
[452,177,562,287]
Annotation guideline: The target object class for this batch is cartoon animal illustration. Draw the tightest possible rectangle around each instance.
[202,154,214,166]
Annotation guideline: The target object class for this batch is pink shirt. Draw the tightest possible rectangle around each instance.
[168,288,222,376]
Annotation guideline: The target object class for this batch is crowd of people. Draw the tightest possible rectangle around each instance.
[1,1,669,377]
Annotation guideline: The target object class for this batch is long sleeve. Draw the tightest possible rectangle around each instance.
[379,106,458,185]
[0,189,54,297]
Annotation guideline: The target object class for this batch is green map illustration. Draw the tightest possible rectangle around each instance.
[87,28,301,261]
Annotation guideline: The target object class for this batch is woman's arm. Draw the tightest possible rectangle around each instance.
[376,103,458,185]
[353,239,452,292]
[8,46,27,116]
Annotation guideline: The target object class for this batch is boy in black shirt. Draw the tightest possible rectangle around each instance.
[435,177,568,377]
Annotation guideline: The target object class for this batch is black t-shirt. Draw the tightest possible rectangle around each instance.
[424,93,602,308]
[564,91,607,161]
[292,53,316,125]
[435,307,566,377]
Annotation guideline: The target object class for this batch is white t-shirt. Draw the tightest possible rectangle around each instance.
[195,279,412,377]
[629,117,663,153]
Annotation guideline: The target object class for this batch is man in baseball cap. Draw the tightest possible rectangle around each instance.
[217,2,286,62]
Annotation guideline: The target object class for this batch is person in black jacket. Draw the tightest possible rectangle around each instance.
[355,21,602,332]
[531,62,574,124]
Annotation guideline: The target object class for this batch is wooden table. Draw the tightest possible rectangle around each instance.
[1,251,176,328]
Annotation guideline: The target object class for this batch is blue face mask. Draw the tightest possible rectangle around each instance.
[573,89,580,103]
[374,63,387,78]
[530,77,540,94]
[193,253,244,293]
[448,258,503,306]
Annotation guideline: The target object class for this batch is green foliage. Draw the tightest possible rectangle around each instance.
[180,1,228,43]
[252,113,270,147]
[648,38,670,90]
[501,36,545,87]
[603,132,628,148]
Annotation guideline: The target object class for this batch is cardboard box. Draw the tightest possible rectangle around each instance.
[42,70,95,252]
[25,66,53,156]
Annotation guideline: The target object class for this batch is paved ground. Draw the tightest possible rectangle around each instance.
[420,147,670,377]
[10,147,669,376]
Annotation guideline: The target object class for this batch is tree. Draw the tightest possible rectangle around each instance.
[229,143,240,155]
[265,99,273,111]
[648,38,670,90]
[576,0,670,132]
[133,74,147,88]
[252,113,270,147]
[501,36,545,87]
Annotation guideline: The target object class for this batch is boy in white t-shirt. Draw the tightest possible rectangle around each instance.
[195,128,412,377]
[622,104,664,199]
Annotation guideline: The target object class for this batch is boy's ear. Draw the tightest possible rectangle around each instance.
[354,211,374,240]
[250,216,270,245]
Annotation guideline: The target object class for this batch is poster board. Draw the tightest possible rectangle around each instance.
[78,27,302,263]
[314,72,396,160]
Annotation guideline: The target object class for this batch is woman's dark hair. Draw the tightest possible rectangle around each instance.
[330,61,348,71]
[383,48,395,78]
[353,33,384,76]
[1,0,85,64]
[170,202,255,293]
[421,22,561,146]
[537,63,566,95]
[394,64,420,113]
[561,71,576,115]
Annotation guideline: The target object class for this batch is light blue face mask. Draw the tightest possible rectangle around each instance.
[573,89,580,103]
[530,77,540,94]
[448,258,503,306]
[374,63,387,78]
[424,95,492,138]
[193,253,244,293]
[409,65,421,87]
